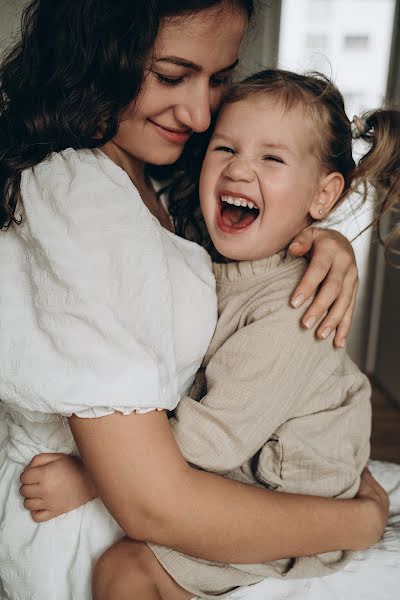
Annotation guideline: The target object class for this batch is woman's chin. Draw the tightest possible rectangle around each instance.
[148,146,186,166]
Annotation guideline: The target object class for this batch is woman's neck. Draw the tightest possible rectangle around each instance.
[100,141,174,232]
[101,140,146,191]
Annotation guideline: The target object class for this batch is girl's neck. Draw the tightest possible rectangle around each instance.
[212,244,291,264]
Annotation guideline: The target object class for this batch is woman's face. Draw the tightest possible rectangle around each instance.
[104,6,248,172]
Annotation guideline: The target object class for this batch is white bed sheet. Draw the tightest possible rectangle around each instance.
[211,461,400,600]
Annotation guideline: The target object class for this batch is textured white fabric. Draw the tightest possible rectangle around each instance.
[0,148,216,418]
[0,148,217,600]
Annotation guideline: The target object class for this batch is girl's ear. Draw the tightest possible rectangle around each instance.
[309,172,345,220]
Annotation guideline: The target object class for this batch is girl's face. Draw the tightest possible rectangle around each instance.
[200,96,325,261]
[103,6,248,174]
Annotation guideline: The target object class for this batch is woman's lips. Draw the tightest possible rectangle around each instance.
[149,120,192,144]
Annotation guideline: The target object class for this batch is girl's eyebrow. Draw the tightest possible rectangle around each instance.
[154,56,239,73]
[212,134,294,156]
[211,131,235,141]
[261,142,292,153]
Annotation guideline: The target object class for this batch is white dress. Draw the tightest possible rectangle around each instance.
[0,148,217,600]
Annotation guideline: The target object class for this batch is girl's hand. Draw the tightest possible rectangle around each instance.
[352,467,390,550]
[289,227,358,348]
[19,453,97,523]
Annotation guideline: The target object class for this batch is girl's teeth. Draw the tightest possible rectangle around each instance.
[220,195,257,210]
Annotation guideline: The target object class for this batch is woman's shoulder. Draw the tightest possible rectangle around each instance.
[23,147,131,194]
[20,147,152,231]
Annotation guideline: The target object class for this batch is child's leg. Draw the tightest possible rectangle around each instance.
[93,537,193,600]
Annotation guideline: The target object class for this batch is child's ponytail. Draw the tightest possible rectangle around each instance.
[352,109,400,253]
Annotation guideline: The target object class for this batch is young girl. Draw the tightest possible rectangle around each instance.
[18,68,396,600]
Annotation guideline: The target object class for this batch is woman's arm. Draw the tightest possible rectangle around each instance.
[289,227,358,348]
[69,409,387,564]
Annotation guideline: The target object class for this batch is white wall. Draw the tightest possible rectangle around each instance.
[279,0,394,116]
[0,0,27,56]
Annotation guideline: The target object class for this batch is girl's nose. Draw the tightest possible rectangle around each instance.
[223,157,255,182]
[174,85,212,133]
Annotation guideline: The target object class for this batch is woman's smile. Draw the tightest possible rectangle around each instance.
[148,119,192,144]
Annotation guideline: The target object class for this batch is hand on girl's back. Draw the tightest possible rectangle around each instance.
[353,468,390,550]
[19,453,97,522]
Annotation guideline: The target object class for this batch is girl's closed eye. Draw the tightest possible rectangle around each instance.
[214,145,235,154]
[262,154,285,164]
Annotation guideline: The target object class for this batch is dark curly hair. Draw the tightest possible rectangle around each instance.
[0,0,255,230]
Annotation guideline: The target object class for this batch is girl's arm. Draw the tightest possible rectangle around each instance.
[289,227,358,348]
[20,453,97,521]
[63,409,386,564]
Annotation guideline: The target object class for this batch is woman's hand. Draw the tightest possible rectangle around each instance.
[19,453,97,523]
[351,468,390,550]
[289,227,358,348]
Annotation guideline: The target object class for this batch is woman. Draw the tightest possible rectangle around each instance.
[0,1,387,599]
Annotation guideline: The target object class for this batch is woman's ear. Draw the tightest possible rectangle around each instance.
[309,172,345,220]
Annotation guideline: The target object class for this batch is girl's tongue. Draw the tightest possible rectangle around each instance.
[221,203,259,230]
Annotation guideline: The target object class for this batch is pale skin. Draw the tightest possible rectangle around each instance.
[19,5,386,600]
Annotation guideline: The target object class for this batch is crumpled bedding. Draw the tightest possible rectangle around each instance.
[207,460,400,600]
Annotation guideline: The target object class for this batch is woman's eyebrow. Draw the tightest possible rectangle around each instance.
[154,56,239,73]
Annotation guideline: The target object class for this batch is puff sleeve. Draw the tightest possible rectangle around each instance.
[0,148,180,418]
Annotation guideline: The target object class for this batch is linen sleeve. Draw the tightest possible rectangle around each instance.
[170,300,346,473]
[0,149,179,417]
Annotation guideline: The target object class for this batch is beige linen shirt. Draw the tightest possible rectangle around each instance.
[150,252,371,598]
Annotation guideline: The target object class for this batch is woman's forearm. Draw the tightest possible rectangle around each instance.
[69,410,381,564]
[136,466,372,563]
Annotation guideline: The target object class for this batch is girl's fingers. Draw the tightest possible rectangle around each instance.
[28,453,64,469]
[21,453,64,485]
[23,498,45,511]
[20,467,42,485]
[31,510,53,523]
[19,483,42,499]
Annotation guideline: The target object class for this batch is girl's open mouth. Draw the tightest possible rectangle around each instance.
[216,194,260,233]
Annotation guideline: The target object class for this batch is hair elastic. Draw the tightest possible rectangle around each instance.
[351,115,369,139]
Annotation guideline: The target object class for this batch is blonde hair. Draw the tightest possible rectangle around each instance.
[224,69,400,255]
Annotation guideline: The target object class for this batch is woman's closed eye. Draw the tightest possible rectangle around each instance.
[154,72,184,86]
[154,72,231,88]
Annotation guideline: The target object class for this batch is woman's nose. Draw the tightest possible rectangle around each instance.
[174,85,212,133]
